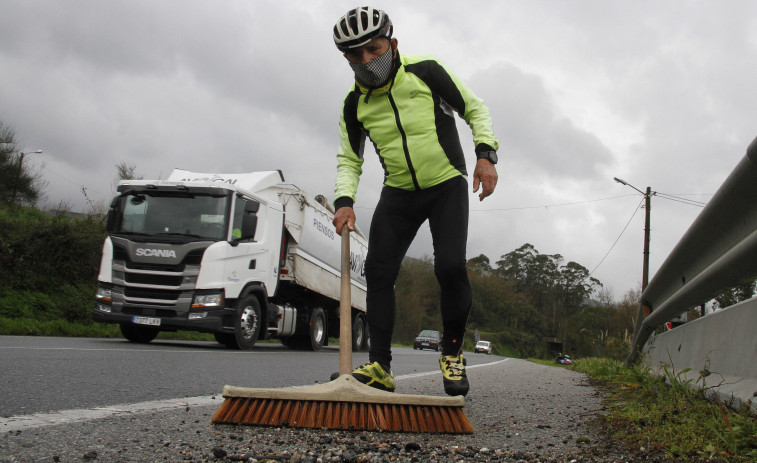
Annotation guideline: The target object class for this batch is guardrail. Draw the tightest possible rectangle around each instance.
[626,135,757,410]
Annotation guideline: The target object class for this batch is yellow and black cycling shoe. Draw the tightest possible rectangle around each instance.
[439,353,469,396]
[352,361,396,392]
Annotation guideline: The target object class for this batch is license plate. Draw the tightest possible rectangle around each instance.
[132,316,161,326]
[422,342,429,346]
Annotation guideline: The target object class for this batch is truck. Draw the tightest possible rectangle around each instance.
[93,169,369,351]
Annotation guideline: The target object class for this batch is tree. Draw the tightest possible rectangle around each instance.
[0,120,46,207]
[467,254,493,274]
[114,161,143,186]
[393,256,441,340]
[713,279,756,310]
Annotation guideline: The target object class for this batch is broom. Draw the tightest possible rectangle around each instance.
[211,227,473,433]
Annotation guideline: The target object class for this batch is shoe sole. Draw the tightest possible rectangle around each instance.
[443,378,469,397]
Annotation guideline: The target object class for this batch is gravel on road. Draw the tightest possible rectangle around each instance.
[1,358,659,462]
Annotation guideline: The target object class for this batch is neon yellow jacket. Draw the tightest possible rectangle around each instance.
[334,53,498,209]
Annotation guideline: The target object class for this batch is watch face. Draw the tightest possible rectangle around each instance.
[479,151,497,163]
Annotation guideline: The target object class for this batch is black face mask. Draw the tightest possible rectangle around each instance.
[349,46,394,88]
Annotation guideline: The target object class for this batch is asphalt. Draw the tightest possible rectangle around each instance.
[0,358,614,462]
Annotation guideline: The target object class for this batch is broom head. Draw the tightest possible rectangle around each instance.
[212,374,473,433]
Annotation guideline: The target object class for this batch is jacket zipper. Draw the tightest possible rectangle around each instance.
[387,90,420,190]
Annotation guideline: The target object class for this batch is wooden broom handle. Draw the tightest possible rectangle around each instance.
[339,226,352,375]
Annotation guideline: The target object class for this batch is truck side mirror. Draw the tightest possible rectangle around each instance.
[240,215,258,240]
[106,210,116,232]
[245,201,260,213]
[105,197,119,232]
[233,200,260,242]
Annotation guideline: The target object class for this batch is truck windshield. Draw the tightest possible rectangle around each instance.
[112,192,230,241]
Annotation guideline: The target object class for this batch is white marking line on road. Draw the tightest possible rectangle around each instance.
[0,396,221,432]
[0,358,510,432]
[397,358,510,380]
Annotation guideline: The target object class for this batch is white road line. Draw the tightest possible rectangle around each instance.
[0,396,221,432]
[0,358,509,432]
[396,358,510,380]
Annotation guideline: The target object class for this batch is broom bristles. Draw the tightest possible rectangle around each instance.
[212,397,473,433]
[212,375,473,434]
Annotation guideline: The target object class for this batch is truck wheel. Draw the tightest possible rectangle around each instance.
[231,296,261,350]
[120,324,159,343]
[307,307,326,351]
[352,313,366,352]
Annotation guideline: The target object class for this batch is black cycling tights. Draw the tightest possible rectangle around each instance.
[365,176,471,369]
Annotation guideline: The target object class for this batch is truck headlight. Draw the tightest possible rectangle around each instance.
[192,293,223,308]
[96,286,112,302]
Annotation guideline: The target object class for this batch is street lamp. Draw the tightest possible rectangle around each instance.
[11,149,43,206]
[614,177,653,296]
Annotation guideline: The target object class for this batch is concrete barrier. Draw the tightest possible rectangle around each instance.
[643,298,756,413]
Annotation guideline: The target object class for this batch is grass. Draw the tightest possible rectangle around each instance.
[566,357,757,462]
[0,317,215,341]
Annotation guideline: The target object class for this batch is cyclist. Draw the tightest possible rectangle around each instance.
[331,6,499,397]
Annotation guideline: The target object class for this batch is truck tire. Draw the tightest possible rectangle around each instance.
[120,324,159,343]
[352,313,366,352]
[307,307,326,351]
[230,296,261,350]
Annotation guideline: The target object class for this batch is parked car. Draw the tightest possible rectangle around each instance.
[413,330,442,351]
[474,340,492,354]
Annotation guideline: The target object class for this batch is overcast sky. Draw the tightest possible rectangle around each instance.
[2,0,755,301]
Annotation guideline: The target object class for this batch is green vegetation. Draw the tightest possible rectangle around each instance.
[393,245,638,359]
[0,206,107,330]
[0,317,215,341]
[571,357,757,462]
[2,201,639,360]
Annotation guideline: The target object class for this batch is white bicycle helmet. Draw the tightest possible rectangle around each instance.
[333,6,393,52]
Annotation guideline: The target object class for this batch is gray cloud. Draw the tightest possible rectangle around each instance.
[1,0,755,300]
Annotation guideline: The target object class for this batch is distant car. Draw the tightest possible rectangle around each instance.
[474,340,492,354]
[413,330,442,351]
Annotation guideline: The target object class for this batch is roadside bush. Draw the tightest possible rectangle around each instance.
[0,207,106,291]
[0,206,105,323]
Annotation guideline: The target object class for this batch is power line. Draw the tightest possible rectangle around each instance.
[354,193,641,212]
[654,192,707,207]
[354,190,710,214]
[587,197,645,278]
[470,194,637,212]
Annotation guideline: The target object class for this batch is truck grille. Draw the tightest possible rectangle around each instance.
[124,287,181,300]
[113,246,205,272]
[110,242,208,313]
[125,273,184,286]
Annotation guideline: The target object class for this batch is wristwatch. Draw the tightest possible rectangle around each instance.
[476,150,498,165]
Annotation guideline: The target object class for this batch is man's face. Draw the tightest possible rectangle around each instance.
[343,37,393,64]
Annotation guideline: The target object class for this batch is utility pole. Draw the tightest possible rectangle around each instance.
[642,186,651,292]
[614,178,653,313]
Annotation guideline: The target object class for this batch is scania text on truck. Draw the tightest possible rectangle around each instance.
[93,169,369,351]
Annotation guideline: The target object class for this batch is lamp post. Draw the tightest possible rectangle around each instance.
[11,149,43,206]
[614,177,652,295]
